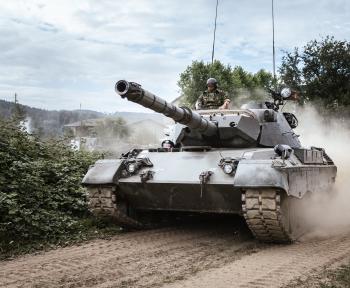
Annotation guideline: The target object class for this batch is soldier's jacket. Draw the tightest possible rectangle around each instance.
[196,89,227,110]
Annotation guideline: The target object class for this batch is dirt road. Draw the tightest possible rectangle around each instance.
[1,222,350,288]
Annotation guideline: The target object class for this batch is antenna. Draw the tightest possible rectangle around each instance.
[271,0,276,82]
[211,0,219,65]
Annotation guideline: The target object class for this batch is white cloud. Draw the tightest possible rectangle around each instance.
[0,0,349,112]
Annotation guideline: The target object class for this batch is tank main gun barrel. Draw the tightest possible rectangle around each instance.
[115,80,217,136]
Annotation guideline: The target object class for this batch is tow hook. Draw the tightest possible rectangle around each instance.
[199,171,213,198]
[140,170,154,183]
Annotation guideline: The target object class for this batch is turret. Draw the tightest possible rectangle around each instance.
[115,80,301,149]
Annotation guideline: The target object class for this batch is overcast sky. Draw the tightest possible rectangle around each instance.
[0,0,349,113]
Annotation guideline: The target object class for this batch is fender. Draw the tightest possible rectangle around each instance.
[233,159,336,198]
[82,159,124,185]
[233,159,289,192]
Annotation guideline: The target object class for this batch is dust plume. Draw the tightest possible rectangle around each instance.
[230,88,267,109]
[95,119,167,157]
[294,104,350,238]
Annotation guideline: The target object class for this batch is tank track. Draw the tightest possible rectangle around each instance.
[242,189,292,243]
[87,186,143,229]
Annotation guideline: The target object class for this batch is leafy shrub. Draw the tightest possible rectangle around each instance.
[0,118,100,252]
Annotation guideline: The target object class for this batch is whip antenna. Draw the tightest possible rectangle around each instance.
[272,0,276,82]
[211,0,219,65]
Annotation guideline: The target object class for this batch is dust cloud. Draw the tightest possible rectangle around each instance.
[294,104,350,238]
[97,121,166,157]
[95,137,134,158]
[230,88,267,109]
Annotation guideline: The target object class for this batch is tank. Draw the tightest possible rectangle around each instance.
[82,80,337,243]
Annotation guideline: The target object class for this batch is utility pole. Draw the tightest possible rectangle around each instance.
[12,92,25,123]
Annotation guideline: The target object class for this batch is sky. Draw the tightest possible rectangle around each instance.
[0,0,349,113]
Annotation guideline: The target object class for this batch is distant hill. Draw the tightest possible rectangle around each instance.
[0,100,171,138]
[0,99,105,138]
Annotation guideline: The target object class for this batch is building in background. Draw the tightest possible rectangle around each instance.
[64,116,167,152]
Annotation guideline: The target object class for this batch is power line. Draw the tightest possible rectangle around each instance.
[211,0,219,65]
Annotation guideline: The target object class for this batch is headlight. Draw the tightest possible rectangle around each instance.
[223,163,234,174]
[127,163,137,173]
[218,157,239,175]
[281,87,292,99]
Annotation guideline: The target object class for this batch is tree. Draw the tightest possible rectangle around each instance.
[252,69,276,89]
[279,37,350,108]
[178,60,275,107]
[177,60,234,106]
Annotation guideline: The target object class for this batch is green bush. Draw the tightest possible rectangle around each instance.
[0,118,100,252]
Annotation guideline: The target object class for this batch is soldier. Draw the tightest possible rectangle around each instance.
[195,78,231,110]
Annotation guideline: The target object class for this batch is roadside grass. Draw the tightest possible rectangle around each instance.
[0,217,122,261]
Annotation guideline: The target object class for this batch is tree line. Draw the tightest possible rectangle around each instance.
[178,37,350,113]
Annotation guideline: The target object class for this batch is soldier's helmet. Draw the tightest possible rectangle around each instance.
[206,78,218,87]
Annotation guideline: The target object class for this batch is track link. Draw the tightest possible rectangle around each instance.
[242,189,292,243]
[88,186,143,229]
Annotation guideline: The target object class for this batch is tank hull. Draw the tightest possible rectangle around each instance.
[83,148,336,229]
[115,148,336,198]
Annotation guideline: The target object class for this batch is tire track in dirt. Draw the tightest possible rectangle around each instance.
[0,224,261,288]
[164,233,350,288]
[3,224,349,288]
